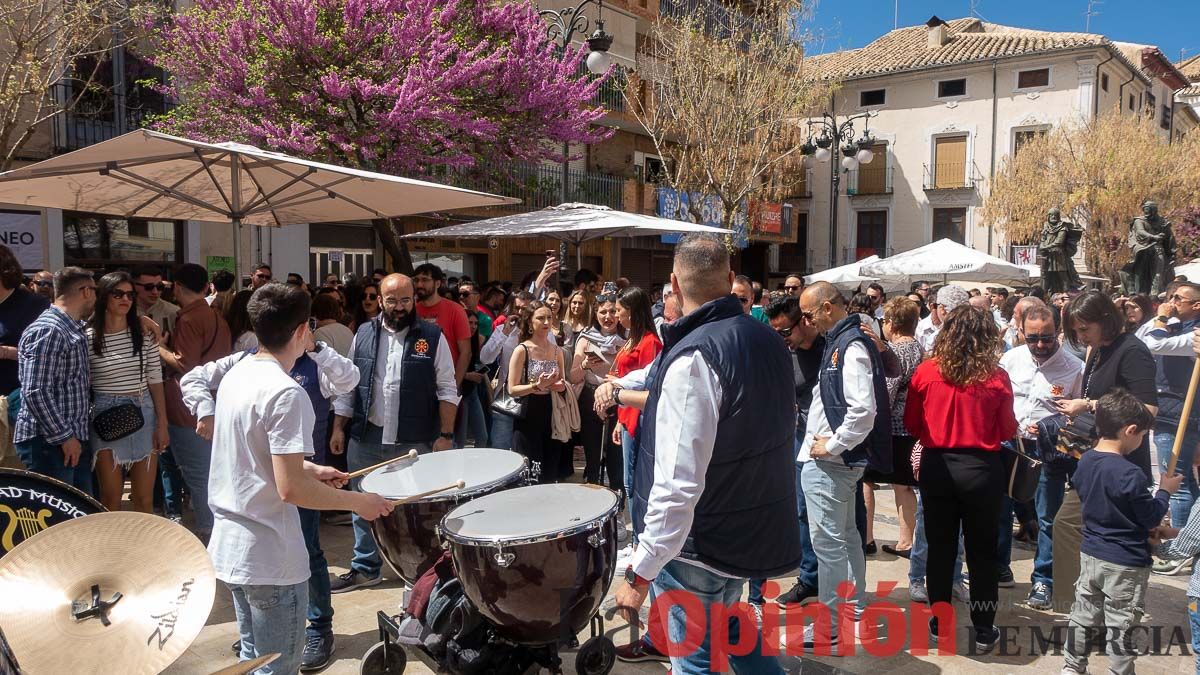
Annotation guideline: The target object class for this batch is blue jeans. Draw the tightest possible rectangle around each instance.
[997,496,1014,570]
[802,459,866,631]
[156,448,186,518]
[653,559,783,675]
[910,489,965,584]
[299,507,333,637]
[454,387,489,448]
[1189,595,1200,675]
[167,425,214,534]
[1155,425,1200,527]
[748,461,818,604]
[15,435,95,496]
[230,581,308,675]
[1032,466,1069,587]
[490,412,514,451]
[622,429,636,508]
[348,423,431,578]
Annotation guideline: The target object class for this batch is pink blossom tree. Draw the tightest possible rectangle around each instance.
[150,0,611,262]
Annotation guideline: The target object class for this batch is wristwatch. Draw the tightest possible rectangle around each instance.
[625,566,650,588]
[614,388,623,406]
[438,432,454,441]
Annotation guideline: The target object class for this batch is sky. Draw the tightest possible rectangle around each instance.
[802,0,1200,65]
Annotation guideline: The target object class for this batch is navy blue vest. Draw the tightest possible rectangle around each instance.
[240,350,331,461]
[632,295,801,579]
[349,317,442,445]
[817,314,893,472]
[1150,317,1199,426]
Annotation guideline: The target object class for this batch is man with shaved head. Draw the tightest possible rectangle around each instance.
[795,280,892,651]
[611,234,799,673]
[329,273,460,593]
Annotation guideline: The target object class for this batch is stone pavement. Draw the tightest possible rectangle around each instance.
[164,483,1195,675]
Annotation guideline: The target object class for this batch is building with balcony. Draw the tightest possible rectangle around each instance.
[800,16,1199,272]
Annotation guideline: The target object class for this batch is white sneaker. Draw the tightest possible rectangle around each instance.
[909,579,929,603]
[749,603,764,628]
[952,581,970,603]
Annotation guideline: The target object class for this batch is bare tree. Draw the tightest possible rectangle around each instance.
[625,0,831,236]
[0,0,157,170]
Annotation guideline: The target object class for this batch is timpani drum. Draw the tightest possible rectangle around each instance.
[361,448,527,585]
[439,484,620,645]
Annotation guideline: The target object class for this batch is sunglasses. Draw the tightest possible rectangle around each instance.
[776,319,800,338]
[109,289,135,300]
[1170,293,1198,303]
[364,293,379,301]
[139,283,165,292]
[784,285,801,292]
[254,272,272,280]
[1025,334,1057,344]
[33,280,52,288]
[596,294,619,303]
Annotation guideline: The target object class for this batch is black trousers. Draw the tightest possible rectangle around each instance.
[919,447,1005,631]
[578,385,622,491]
[513,393,560,483]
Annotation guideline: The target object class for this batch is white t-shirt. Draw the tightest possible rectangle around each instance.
[207,357,314,586]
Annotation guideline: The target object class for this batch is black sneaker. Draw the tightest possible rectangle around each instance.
[329,570,382,594]
[230,639,240,655]
[1026,582,1053,610]
[997,567,1015,588]
[974,626,1000,653]
[301,633,335,672]
[775,582,817,606]
[614,639,669,663]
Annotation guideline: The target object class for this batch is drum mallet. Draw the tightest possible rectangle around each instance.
[391,480,466,506]
[347,449,419,479]
[1167,358,1200,477]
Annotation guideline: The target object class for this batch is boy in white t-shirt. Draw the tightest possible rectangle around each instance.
[206,283,393,674]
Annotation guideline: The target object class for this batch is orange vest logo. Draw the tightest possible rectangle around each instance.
[414,338,430,355]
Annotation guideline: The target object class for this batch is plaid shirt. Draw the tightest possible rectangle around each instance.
[14,306,91,444]
[1157,498,1200,598]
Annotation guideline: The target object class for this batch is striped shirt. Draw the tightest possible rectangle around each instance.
[15,306,91,444]
[86,327,163,394]
[1156,498,1200,597]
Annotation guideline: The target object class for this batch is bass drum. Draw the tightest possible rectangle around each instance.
[0,468,104,559]
[361,448,526,585]
[440,484,619,645]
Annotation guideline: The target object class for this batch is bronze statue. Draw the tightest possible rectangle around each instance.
[1037,207,1081,294]
[1120,201,1175,295]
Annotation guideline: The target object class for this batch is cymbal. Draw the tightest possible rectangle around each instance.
[208,653,280,675]
[0,512,215,675]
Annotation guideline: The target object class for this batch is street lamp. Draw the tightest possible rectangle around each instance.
[800,112,876,269]
[539,0,616,271]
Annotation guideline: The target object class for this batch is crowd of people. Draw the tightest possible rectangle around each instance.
[1,239,1199,675]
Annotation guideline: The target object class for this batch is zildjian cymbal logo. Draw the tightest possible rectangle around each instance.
[147,579,194,650]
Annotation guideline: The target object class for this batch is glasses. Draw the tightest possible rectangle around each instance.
[736,296,751,305]
[1171,293,1198,303]
[33,280,52,288]
[364,293,379,301]
[784,285,801,292]
[1025,334,1057,344]
[254,272,271,280]
[776,319,800,338]
[109,289,135,300]
[382,296,414,308]
[139,283,165,292]
[596,294,619,303]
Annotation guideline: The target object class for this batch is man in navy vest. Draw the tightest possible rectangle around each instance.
[329,273,460,593]
[613,234,800,674]
[796,281,891,652]
[1144,281,1200,541]
[181,336,360,670]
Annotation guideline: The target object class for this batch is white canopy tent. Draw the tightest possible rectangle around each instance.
[859,239,1031,288]
[1176,261,1200,281]
[803,256,885,293]
[0,130,516,273]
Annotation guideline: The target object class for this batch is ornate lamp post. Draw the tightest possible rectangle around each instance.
[800,112,876,269]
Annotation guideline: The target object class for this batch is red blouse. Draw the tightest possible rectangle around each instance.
[903,359,1018,452]
[614,332,663,436]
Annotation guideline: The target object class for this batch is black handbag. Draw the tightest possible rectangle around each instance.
[1002,437,1042,503]
[92,333,147,443]
[490,345,530,420]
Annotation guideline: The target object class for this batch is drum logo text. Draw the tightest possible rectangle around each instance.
[146,579,194,651]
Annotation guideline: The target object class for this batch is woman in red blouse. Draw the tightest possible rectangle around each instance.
[611,287,663,508]
[904,304,1017,650]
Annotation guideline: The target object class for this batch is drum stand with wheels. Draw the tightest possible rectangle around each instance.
[363,611,615,675]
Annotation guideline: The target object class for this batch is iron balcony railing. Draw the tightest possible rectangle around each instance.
[51,82,173,152]
[846,166,893,196]
[437,161,625,212]
[923,162,980,190]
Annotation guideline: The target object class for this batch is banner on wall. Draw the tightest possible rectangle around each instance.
[750,201,783,235]
[206,256,235,275]
[0,211,42,270]
[655,187,749,248]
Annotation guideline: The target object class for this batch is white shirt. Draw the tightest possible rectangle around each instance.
[481,323,520,394]
[999,345,1083,439]
[798,341,876,462]
[1141,317,1192,357]
[207,357,313,586]
[333,323,459,445]
[627,351,725,581]
[915,315,939,352]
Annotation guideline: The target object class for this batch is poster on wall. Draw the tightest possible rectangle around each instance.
[0,211,42,270]
[655,187,748,248]
[206,256,235,275]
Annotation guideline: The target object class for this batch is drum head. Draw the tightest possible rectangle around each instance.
[360,448,526,501]
[0,468,104,560]
[442,484,618,542]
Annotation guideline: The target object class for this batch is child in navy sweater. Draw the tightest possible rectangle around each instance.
[1063,389,1182,675]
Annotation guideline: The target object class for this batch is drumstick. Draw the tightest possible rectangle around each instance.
[390,480,466,506]
[1167,359,1200,476]
[347,449,419,479]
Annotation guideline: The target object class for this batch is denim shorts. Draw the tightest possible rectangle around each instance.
[90,392,156,468]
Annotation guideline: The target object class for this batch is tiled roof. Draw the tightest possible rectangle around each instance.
[1182,85,1200,98]
[1179,54,1200,82]
[807,17,1131,82]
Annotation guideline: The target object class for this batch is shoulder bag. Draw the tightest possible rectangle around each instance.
[93,331,146,442]
[491,345,530,420]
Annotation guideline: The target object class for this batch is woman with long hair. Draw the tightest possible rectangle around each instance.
[507,301,568,483]
[354,282,381,330]
[1123,293,1155,338]
[544,289,569,346]
[611,287,662,508]
[225,289,257,352]
[904,305,1018,649]
[86,271,170,512]
[568,290,625,489]
[455,312,490,448]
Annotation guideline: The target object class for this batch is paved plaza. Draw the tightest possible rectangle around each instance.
[163,479,1195,675]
